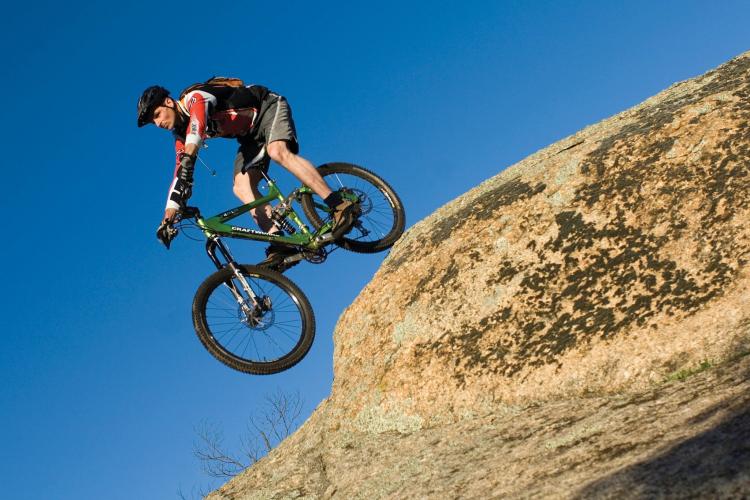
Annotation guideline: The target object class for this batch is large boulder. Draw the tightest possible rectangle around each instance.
[208,51,750,499]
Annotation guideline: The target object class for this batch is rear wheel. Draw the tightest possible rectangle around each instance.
[300,162,405,253]
[192,264,315,375]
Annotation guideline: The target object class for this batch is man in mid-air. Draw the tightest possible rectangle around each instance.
[137,78,358,267]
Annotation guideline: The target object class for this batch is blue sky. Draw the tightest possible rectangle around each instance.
[1,1,748,499]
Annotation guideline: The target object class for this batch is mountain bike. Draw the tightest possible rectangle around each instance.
[159,162,405,375]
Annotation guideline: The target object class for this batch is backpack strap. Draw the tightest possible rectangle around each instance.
[178,82,205,101]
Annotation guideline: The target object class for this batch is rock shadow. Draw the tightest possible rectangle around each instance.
[575,370,750,498]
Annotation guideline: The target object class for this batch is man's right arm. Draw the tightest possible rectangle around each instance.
[163,137,193,222]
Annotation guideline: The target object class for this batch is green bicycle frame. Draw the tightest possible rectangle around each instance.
[195,178,333,251]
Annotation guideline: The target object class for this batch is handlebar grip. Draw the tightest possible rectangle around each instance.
[157,222,179,249]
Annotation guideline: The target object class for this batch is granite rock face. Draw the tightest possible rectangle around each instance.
[208,52,750,499]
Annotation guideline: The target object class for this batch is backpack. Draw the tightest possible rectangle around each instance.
[179,76,246,100]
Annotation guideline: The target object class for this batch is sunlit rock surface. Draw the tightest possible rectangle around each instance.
[208,52,750,499]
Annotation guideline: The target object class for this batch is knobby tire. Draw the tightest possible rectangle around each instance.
[192,264,315,375]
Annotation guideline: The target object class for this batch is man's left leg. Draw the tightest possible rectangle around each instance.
[266,140,331,198]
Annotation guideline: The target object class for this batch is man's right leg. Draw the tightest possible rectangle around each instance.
[232,168,277,233]
[233,167,300,270]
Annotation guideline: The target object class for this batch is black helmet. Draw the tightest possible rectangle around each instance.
[137,85,171,127]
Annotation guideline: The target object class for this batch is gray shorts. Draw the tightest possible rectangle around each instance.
[233,95,299,175]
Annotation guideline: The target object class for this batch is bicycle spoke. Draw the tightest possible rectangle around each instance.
[249,341,262,360]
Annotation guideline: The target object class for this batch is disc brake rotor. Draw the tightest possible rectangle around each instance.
[238,297,275,330]
[346,188,372,216]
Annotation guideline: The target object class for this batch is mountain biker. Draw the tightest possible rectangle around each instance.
[136,79,359,268]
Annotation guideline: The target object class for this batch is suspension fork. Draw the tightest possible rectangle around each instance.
[205,236,260,312]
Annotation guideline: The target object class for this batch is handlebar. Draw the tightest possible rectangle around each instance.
[157,206,201,249]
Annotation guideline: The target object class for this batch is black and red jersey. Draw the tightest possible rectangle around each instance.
[165,84,271,210]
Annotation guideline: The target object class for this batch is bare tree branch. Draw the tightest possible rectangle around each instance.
[191,389,305,481]
[193,421,248,478]
[177,482,213,500]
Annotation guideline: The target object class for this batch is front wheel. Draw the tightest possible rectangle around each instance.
[300,163,406,253]
[192,264,315,375]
